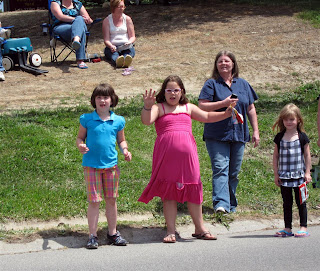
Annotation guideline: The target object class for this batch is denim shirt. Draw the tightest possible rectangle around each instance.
[198,77,258,143]
[51,0,83,27]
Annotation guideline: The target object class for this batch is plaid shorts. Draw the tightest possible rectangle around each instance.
[84,166,120,202]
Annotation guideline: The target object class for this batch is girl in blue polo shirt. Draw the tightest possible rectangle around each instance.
[76,83,132,249]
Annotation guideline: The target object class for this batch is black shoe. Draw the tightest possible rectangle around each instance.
[107,231,128,246]
[86,234,98,249]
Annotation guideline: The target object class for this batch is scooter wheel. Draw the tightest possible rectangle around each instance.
[2,56,14,71]
[29,53,42,67]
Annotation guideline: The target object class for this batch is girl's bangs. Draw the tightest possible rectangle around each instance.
[95,89,112,97]
[282,111,296,119]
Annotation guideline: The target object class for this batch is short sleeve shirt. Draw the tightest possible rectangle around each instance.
[80,110,125,169]
[51,0,82,27]
[273,130,309,181]
[198,77,258,143]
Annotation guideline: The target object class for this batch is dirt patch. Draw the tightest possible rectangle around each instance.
[0,1,319,112]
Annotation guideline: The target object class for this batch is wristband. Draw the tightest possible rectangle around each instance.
[143,106,152,111]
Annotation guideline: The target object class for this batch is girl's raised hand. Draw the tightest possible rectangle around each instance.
[143,89,156,110]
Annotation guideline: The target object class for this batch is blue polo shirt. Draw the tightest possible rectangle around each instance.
[198,77,258,143]
[80,110,125,168]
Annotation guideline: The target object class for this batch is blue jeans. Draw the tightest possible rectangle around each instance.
[53,16,87,60]
[205,139,245,213]
[104,46,135,66]
[0,37,4,71]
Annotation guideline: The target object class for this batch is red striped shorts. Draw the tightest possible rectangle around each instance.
[83,166,120,202]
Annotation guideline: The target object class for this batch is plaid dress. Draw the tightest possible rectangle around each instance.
[278,139,305,187]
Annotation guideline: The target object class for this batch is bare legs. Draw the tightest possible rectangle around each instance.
[105,198,117,236]
[87,202,100,237]
[163,200,177,242]
[187,202,207,234]
[87,198,118,237]
[162,200,216,242]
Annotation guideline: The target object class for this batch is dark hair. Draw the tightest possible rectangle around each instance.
[211,50,239,80]
[156,75,189,104]
[90,83,119,108]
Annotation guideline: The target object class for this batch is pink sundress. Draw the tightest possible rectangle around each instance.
[138,105,203,204]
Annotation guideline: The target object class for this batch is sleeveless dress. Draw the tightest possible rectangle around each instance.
[138,104,203,204]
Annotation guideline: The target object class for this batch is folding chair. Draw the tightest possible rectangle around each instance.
[42,0,101,64]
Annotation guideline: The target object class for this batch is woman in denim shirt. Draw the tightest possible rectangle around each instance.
[198,50,260,214]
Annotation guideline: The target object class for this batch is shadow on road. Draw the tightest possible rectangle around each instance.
[36,224,195,250]
[229,234,274,239]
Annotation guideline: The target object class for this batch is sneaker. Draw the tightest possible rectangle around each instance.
[123,55,133,68]
[215,207,226,213]
[107,230,128,246]
[86,234,98,249]
[0,71,5,81]
[115,55,125,68]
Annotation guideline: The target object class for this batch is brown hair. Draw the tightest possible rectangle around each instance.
[110,0,124,13]
[91,83,119,108]
[156,75,189,104]
[272,103,305,132]
[211,50,239,80]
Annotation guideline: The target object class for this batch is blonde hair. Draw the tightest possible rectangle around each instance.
[110,0,124,13]
[272,103,305,132]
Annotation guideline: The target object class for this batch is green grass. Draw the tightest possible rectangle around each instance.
[298,9,320,28]
[1,81,320,225]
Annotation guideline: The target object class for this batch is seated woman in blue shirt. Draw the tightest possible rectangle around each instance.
[198,50,260,214]
[51,0,93,69]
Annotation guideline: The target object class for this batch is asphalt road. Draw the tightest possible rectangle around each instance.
[1,225,319,271]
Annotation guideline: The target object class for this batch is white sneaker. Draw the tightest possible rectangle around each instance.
[216,207,226,213]
[0,71,5,81]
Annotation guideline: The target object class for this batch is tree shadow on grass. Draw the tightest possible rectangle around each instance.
[0,0,302,51]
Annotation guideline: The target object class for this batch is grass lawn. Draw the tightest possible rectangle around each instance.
[1,81,320,226]
[0,1,320,239]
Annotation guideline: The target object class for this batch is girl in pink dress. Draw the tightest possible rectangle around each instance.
[139,75,235,243]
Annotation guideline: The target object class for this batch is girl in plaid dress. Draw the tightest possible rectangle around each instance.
[272,103,312,238]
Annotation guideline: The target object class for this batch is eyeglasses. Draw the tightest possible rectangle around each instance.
[165,88,182,93]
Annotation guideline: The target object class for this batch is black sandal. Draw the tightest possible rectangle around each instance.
[192,231,217,240]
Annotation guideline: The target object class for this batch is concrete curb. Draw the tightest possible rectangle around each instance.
[1,215,320,255]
